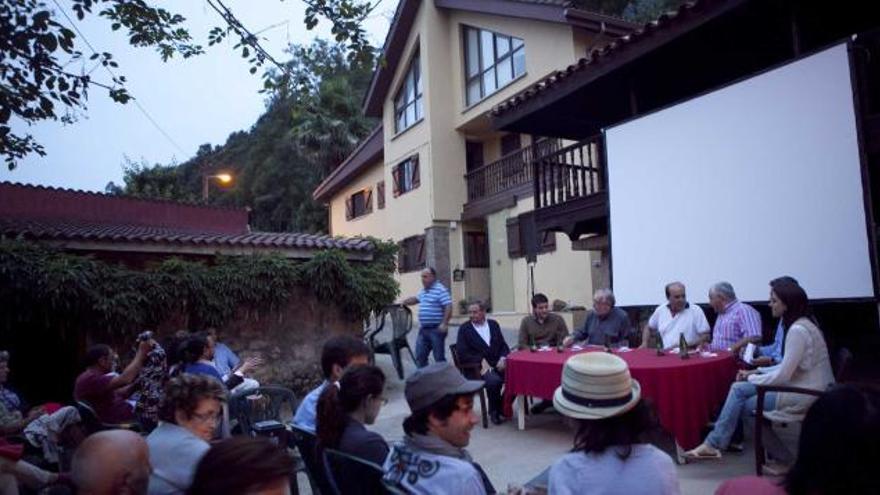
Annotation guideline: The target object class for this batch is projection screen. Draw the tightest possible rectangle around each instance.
[605,43,874,306]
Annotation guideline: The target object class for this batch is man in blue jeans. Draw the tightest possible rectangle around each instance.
[403,267,453,367]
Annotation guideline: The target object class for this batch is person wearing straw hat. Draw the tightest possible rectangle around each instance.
[383,362,495,495]
[548,353,680,495]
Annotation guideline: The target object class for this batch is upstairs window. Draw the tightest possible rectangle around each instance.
[345,188,372,220]
[392,155,420,197]
[394,51,424,133]
[464,26,526,106]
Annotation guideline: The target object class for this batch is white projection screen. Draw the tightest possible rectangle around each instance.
[606,43,874,306]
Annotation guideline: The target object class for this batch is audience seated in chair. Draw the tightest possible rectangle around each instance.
[455,301,510,425]
[547,352,680,495]
[72,429,151,495]
[686,277,834,462]
[0,437,69,495]
[187,436,295,495]
[74,339,154,424]
[178,333,260,391]
[716,384,880,495]
[383,362,494,495]
[293,336,370,433]
[317,364,389,494]
[146,374,226,495]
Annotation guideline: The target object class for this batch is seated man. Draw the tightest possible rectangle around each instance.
[74,340,153,424]
[72,429,151,495]
[455,301,510,425]
[383,362,494,495]
[707,282,762,353]
[517,293,568,349]
[205,328,240,377]
[563,289,631,347]
[293,335,370,433]
[640,282,710,350]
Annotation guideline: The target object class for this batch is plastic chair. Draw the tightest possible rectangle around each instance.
[449,344,489,429]
[75,400,142,434]
[230,386,297,440]
[323,448,388,495]
[289,423,336,495]
[365,304,415,380]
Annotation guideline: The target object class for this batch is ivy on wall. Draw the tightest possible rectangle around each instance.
[0,238,399,336]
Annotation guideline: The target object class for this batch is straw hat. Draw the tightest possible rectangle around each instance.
[553,352,641,420]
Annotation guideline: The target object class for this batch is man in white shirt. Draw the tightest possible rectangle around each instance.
[640,282,710,350]
[455,301,510,425]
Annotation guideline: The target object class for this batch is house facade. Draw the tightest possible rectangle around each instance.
[313,0,634,317]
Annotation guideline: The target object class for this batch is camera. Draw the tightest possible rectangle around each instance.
[138,331,153,342]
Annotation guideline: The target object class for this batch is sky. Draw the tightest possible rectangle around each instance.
[2,0,395,192]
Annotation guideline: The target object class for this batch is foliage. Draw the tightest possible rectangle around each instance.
[0,237,399,337]
[117,39,377,234]
[571,0,688,22]
[0,0,377,169]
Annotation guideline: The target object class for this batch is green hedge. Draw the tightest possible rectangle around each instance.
[0,237,399,335]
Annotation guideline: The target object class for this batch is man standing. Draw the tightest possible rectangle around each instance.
[455,301,510,425]
[517,293,569,349]
[707,282,762,353]
[564,289,631,347]
[640,282,710,350]
[74,340,153,424]
[383,362,494,495]
[403,267,453,368]
[72,430,151,495]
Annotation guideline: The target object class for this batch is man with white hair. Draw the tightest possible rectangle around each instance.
[707,281,762,353]
[640,282,710,350]
[72,429,151,495]
[564,289,631,347]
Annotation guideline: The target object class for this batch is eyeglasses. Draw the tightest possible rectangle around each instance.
[190,411,222,425]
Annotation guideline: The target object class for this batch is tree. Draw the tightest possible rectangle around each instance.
[0,0,378,170]
[570,0,688,22]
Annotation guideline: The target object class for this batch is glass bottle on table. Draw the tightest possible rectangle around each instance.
[604,334,613,353]
[655,333,665,356]
[529,334,537,353]
[679,333,689,360]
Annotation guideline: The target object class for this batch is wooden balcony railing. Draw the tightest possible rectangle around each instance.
[533,135,604,209]
[465,138,561,202]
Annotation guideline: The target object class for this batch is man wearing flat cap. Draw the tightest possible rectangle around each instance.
[383,362,495,494]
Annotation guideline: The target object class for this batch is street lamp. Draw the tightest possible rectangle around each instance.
[202,173,233,201]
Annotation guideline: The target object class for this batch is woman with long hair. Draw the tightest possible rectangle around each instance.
[548,352,680,495]
[686,278,834,463]
[316,364,388,494]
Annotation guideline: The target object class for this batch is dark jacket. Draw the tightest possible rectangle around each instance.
[456,319,510,369]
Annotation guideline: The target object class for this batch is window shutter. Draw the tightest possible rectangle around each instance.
[506,217,522,258]
[377,181,385,209]
[345,196,354,220]
[411,156,420,189]
[364,188,373,214]
[541,230,557,253]
[397,240,407,272]
[392,166,401,197]
[416,235,426,267]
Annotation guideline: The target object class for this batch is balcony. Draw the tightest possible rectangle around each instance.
[532,135,608,240]
[462,138,561,220]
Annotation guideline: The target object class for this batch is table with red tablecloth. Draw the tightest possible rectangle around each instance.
[502,347,737,449]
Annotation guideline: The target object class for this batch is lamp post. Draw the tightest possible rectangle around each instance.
[202,173,233,201]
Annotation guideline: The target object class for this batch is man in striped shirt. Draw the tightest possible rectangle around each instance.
[707,281,762,353]
[403,267,453,367]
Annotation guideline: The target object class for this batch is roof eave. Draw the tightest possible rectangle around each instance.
[313,126,385,202]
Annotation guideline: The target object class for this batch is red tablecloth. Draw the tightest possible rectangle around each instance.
[503,347,737,449]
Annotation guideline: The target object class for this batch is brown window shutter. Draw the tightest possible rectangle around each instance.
[392,166,401,197]
[365,188,373,213]
[541,230,557,253]
[345,196,354,220]
[506,217,522,258]
[377,181,385,209]
[398,240,407,271]
[417,235,426,267]
[411,156,420,189]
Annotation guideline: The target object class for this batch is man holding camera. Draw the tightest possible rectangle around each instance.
[74,336,154,424]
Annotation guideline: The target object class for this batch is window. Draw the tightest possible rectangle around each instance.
[394,51,424,133]
[392,155,420,197]
[464,26,526,106]
[465,141,484,172]
[377,181,386,209]
[398,235,426,273]
[345,188,372,220]
[500,134,522,157]
[464,232,490,268]
[506,216,556,258]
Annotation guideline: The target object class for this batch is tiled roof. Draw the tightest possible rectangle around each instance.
[0,182,373,255]
[0,218,373,252]
[492,0,707,116]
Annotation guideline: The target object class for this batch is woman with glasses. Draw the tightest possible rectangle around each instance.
[146,374,226,495]
[317,364,388,494]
